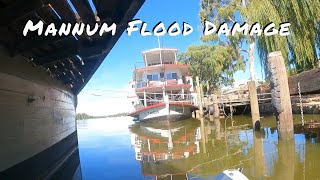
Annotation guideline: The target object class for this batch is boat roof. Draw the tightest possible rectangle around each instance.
[142,48,178,54]
[142,48,178,65]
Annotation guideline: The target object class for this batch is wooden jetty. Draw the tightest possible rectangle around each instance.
[197,53,320,140]
[200,67,320,117]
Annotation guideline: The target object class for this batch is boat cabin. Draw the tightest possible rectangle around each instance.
[133,48,194,93]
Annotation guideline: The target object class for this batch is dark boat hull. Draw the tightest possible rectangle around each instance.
[0,47,80,179]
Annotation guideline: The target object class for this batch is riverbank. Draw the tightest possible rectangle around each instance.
[76,113,129,120]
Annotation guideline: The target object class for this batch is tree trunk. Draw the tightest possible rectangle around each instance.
[242,0,246,7]
[249,41,257,81]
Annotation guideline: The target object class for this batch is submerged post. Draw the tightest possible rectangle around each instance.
[248,80,260,130]
[196,76,203,117]
[200,118,207,154]
[212,95,220,119]
[267,51,293,140]
[205,81,210,108]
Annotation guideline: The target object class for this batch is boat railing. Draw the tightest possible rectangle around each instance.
[135,78,191,89]
[218,92,272,104]
[135,92,194,109]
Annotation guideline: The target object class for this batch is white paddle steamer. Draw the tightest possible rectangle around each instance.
[128,48,198,122]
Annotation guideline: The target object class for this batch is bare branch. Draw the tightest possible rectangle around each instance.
[241,49,249,54]
[228,16,235,23]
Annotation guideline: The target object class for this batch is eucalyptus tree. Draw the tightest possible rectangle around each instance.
[199,0,257,81]
[179,44,245,91]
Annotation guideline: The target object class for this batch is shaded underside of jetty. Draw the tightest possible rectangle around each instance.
[0,0,145,94]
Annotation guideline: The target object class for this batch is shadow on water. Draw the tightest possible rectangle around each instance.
[128,114,320,179]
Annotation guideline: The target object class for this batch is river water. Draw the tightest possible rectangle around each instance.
[76,114,320,179]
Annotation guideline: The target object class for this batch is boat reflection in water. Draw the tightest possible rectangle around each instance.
[128,115,320,179]
[129,120,202,179]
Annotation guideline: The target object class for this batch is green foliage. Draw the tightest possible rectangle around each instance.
[182,0,319,89]
[76,113,92,120]
[180,0,250,91]
[247,0,320,73]
[180,0,247,90]
[180,44,245,90]
[199,0,320,75]
[76,112,129,120]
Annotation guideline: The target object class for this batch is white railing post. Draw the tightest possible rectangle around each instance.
[143,90,147,107]
[182,88,185,99]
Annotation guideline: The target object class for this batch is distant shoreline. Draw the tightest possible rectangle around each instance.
[76,113,129,120]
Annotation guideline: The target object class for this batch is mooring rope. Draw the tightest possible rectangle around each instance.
[297,82,305,126]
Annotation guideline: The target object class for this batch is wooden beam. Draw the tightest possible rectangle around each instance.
[17,35,76,56]
[33,43,79,64]
[32,34,112,64]
[48,0,77,23]
[288,68,320,95]
[93,0,118,20]
[0,0,44,26]
[70,0,96,23]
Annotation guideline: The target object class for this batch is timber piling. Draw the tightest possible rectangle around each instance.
[248,81,261,130]
[267,51,294,140]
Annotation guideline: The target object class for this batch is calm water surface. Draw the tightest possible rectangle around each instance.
[77,115,320,180]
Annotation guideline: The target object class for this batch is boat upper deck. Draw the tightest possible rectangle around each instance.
[142,48,178,66]
[133,48,194,93]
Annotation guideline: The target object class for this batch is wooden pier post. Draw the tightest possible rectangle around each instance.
[200,117,207,154]
[230,105,233,117]
[212,95,220,119]
[267,51,293,140]
[206,81,210,94]
[276,139,295,180]
[196,76,203,117]
[248,81,260,130]
[253,131,267,178]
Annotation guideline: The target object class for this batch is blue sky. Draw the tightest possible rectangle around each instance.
[77,0,264,115]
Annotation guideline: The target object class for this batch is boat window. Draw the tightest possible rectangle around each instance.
[166,73,178,80]
[160,72,164,78]
[147,75,152,81]
[147,74,159,81]
[172,73,177,79]
[152,74,159,81]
